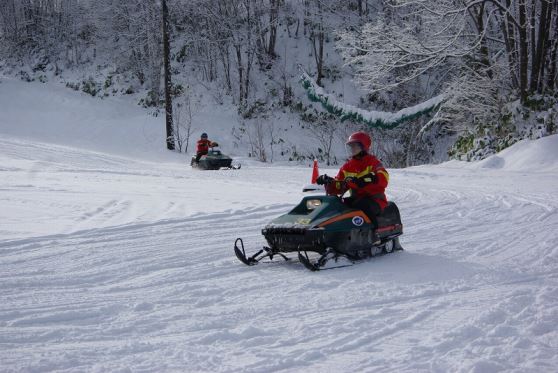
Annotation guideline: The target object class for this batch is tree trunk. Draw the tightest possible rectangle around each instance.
[518,0,529,102]
[244,0,253,102]
[219,43,232,92]
[474,3,492,78]
[11,0,19,45]
[537,0,553,92]
[245,49,251,101]
[310,1,325,86]
[162,0,175,150]
[313,27,324,86]
[530,0,537,85]
[547,5,558,90]
[268,0,278,56]
[499,6,520,88]
[530,0,550,92]
[235,44,244,105]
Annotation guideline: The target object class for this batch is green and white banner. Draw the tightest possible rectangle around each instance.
[300,71,444,129]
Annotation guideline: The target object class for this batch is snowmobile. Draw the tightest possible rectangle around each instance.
[191,147,241,170]
[234,187,403,271]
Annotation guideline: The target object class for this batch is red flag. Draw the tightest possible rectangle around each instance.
[311,159,319,184]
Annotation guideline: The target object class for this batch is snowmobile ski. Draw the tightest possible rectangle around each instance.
[234,238,290,266]
[234,238,402,271]
[297,249,355,271]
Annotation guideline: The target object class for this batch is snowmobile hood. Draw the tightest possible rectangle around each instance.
[204,149,232,160]
[263,195,373,232]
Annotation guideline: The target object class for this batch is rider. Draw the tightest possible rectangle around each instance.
[316,131,389,244]
[195,133,218,163]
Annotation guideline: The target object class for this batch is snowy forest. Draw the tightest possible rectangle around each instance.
[1,0,557,166]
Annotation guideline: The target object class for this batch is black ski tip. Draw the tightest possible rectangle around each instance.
[234,238,257,266]
[234,246,256,266]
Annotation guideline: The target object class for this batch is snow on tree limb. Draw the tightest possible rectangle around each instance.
[300,71,445,129]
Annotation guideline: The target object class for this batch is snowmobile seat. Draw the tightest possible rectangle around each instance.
[376,202,401,228]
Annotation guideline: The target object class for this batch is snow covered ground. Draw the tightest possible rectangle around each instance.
[1,79,558,372]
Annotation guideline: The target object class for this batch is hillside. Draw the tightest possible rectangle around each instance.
[1,70,558,372]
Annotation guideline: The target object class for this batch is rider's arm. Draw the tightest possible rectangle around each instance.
[325,167,348,195]
[374,162,389,189]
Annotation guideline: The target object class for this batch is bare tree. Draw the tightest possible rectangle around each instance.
[267,120,281,163]
[95,0,163,92]
[308,115,338,165]
[0,0,93,66]
[245,119,268,162]
[337,0,557,103]
[305,0,326,86]
[173,92,198,154]
[175,0,285,106]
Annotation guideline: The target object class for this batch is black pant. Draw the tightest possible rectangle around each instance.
[344,197,382,228]
[195,151,207,162]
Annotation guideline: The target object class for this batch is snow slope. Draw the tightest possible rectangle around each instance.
[1,80,558,372]
[475,134,558,172]
[0,78,172,161]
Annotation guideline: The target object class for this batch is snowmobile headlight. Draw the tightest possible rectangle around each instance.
[306,199,322,210]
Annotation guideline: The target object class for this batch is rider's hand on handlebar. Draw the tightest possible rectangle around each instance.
[316,174,334,185]
[345,173,377,188]
[344,176,362,188]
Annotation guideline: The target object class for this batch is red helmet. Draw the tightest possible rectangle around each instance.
[346,131,372,152]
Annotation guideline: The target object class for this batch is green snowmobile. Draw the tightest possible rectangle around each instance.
[191,147,240,170]
[234,191,403,271]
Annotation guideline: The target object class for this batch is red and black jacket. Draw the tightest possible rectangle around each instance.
[325,154,389,210]
[196,139,214,154]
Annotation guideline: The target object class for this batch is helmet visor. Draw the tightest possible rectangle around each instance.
[345,142,363,156]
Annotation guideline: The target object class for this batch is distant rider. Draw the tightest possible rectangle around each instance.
[195,133,218,163]
[316,131,389,244]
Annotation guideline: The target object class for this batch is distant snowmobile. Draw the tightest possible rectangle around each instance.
[234,185,403,271]
[190,147,240,170]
